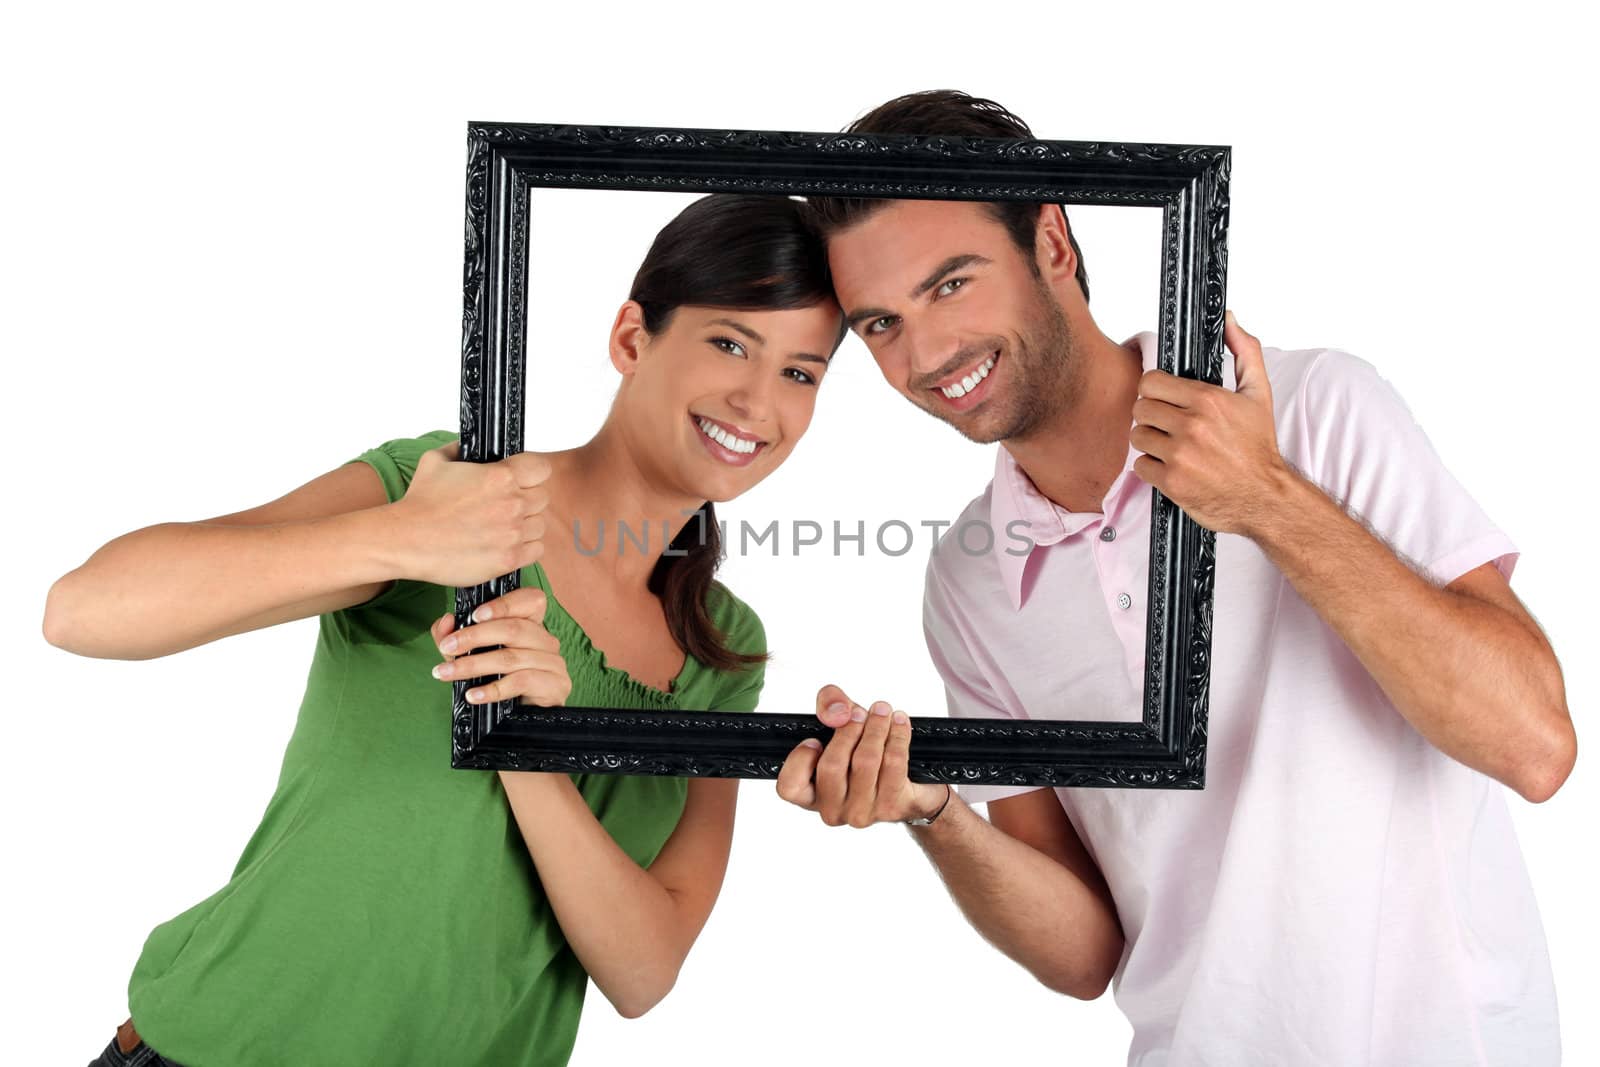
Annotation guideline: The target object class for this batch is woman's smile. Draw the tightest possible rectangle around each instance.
[691,413,769,467]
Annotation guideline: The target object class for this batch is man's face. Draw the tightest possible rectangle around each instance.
[827,199,1078,444]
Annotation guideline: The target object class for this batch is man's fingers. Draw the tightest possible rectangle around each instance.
[813,707,867,824]
[776,740,824,810]
[878,710,914,803]
[815,683,856,728]
[844,702,895,827]
[1224,309,1271,402]
[1130,423,1175,463]
[1131,396,1187,435]
[1137,368,1206,407]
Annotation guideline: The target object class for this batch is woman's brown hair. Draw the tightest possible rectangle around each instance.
[630,194,845,672]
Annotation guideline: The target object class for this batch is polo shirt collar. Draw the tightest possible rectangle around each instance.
[989,331,1232,611]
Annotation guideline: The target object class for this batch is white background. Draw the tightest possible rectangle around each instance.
[3,2,1594,1063]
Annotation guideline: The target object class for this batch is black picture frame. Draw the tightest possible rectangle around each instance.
[451,121,1229,789]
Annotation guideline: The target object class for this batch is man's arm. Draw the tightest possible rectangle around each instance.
[777,687,1124,999]
[1132,312,1575,802]
[1247,475,1573,801]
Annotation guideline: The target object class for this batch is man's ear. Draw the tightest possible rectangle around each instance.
[609,300,650,376]
[1033,204,1080,290]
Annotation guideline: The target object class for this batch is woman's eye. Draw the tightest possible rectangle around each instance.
[784,368,817,386]
[711,337,746,358]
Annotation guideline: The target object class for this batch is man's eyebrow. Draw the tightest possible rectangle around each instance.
[707,318,765,345]
[844,253,993,330]
[911,253,991,299]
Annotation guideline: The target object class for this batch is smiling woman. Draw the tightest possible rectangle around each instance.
[515,184,1166,754]
[49,191,849,1066]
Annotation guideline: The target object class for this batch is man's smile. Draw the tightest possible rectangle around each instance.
[927,349,1001,411]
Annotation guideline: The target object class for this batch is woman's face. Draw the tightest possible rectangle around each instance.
[615,300,842,502]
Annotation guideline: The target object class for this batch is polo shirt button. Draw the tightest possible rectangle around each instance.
[1116,592,1132,610]
[1100,526,1117,542]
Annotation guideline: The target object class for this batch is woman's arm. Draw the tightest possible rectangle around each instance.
[431,593,738,1019]
[43,442,551,660]
[497,773,738,1018]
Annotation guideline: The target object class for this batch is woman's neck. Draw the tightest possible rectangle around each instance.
[544,422,704,589]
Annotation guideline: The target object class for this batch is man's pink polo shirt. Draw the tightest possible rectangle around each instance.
[922,332,1558,1065]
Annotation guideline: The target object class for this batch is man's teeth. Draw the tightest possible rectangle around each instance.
[940,354,997,399]
[697,417,760,454]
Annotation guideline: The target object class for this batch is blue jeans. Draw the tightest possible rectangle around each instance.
[85,1028,185,1067]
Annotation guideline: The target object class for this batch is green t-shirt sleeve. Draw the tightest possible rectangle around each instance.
[342,430,458,612]
[707,581,767,713]
[348,429,460,504]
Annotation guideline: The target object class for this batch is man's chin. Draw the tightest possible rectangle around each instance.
[924,402,1014,445]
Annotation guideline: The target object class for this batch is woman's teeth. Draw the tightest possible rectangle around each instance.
[697,417,760,454]
[940,354,997,399]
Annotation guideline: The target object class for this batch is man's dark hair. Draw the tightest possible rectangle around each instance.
[805,89,1090,303]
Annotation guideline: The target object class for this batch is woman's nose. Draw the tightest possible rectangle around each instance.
[724,367,777,419]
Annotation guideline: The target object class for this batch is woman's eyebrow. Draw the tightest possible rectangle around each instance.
[707,318,764,345]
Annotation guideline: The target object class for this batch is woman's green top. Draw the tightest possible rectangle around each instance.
[126,430,766,1066]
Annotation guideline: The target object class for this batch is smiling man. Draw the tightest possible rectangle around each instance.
[777,91,1575,1066]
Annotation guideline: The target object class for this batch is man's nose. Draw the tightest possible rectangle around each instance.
[902,315,963,385]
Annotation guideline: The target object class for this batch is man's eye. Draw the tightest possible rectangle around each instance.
[711,337,746,357]
[937,277,967,296]
[866,316,898,336]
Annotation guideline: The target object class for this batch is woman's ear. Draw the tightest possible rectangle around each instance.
[609,300,651,377]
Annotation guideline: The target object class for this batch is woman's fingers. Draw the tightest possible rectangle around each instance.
[457,651,572,705]
[470,586,548,625]
[433,589,566,706]
[439,647,565,684]
[431,613,457,656]
[440,615,558,659]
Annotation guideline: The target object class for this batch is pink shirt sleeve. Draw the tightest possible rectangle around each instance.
[1295,349,1518,585]
[923,554,1046,804]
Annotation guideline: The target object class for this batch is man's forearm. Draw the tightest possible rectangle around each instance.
[907,793,1123,998]
[1247,467,1573,800]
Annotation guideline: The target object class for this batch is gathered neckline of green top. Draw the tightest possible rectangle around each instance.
[524,561,692,707]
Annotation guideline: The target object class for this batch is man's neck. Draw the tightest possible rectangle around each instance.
[1003,333,1144,515]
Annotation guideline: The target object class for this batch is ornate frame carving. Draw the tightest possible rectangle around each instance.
[452,121,1229,789]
